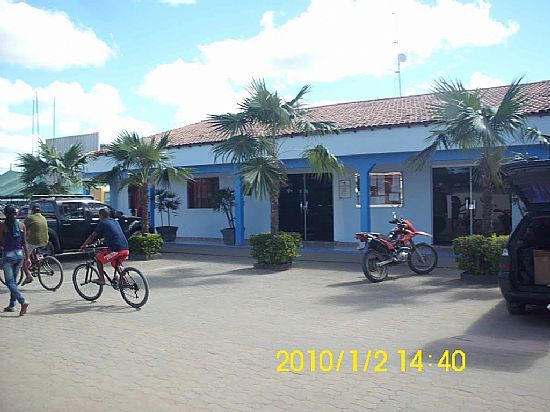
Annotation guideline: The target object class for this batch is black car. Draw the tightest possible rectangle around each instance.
[499,159,550,314]
[30,196,142,254]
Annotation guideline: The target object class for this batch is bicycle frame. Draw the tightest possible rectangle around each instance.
[83,247,126,286]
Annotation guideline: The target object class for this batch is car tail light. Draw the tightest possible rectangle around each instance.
[500,248,510,273]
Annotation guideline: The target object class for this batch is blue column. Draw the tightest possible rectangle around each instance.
[109,179,119,210]
[83,187,90,195]
[359,164,376,232]
[234,175,245,246]
[149,186,155,230]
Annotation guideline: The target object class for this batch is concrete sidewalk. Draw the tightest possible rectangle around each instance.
[162,238,459,268]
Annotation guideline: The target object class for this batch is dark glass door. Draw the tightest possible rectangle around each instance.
[432,166,512,244]
[279,173,334,241]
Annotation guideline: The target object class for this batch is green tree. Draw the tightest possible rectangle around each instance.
[209,79,344,233]
[410,78,542,235]
[17,141,91,195]
[97,131,192,233]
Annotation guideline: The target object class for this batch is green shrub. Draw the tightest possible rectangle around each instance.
[249,232,303,264]
[452,234,508,276]
[128,233,164,256]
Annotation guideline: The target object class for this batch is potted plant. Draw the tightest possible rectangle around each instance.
[211,188,236,245]
[154,189,181,242]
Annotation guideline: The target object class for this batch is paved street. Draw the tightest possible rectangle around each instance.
[1,253,549,411]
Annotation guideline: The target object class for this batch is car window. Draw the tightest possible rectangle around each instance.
[61,202,85,219]
[37,202,55,217]
[87,203,113,218]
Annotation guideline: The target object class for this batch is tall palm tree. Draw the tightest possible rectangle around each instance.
[18,141,91,195]
[410,78,541,235]
[97,131,193,233]
[209,79,344,233]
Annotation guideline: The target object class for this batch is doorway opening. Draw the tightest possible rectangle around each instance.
[432,166,512,244]
[279,173,334,241]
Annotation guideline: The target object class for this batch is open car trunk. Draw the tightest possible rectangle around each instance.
[513,215,550,291]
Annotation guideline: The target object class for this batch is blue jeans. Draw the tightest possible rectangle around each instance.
[3,254,25,307]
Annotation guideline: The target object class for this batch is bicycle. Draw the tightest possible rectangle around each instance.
[72,244,149,308]
[0,247,63,291]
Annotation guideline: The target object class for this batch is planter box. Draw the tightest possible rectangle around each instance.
[156,226,178,242]
[221,228,236,245]
[253,262,293,271]
[460,272,498,285]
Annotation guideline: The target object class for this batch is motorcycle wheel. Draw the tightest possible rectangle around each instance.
[362,250,389,282]
[408,243,438,274]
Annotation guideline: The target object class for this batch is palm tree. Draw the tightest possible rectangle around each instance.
[18,140,91,195]
[209,79,344,233]
[97,131,193,233]
[410,78,542,235]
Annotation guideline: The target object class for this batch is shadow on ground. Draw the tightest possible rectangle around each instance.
[422,302,550,373]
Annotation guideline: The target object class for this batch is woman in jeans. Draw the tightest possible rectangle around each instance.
[1,205,29,315]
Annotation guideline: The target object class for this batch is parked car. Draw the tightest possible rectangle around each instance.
[29,195,142,254]
[499,159,550,314]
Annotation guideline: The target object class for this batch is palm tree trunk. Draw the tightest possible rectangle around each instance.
[140,185,149,233]
[480,156,494,236]
[270,190,280,234]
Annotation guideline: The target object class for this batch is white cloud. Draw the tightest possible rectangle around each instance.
[158,0,196,6]
[467,71,506,89]
[0,77,153,174]
[138,0,519,125]
[0,0,114,70]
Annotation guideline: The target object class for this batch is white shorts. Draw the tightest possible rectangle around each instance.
[27,244,46,254]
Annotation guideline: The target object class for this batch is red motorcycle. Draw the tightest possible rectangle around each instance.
[355,213,438,282]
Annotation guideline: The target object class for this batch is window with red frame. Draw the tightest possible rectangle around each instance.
[354,172,403,206]
[187,177,219,208]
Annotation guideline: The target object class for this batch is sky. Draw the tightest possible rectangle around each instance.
[1,0,550,174]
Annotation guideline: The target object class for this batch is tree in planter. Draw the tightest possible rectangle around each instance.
[95,131,192,233]
[211,188,236,244]
[409,78,542,236]
[208,79,344,234]
[155,189,182,227]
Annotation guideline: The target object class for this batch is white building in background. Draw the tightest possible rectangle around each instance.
[85,81,550,245]
[46,132,100,154]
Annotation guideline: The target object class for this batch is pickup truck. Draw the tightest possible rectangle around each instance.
[30,197,142,254]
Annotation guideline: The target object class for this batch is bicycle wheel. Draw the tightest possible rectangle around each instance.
[118,267,149,308]
[72,263,104,301]
[37,256,64,291]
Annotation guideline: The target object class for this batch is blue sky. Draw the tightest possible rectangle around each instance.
[1,0,550,173]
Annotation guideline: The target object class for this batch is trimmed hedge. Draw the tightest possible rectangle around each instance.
[128,233,164,256]
[452,234,508,276]
[249,232,303,265]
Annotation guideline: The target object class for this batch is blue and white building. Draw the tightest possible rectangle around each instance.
[85,80,550,245]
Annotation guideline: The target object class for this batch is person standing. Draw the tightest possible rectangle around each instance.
[22,203,49,285]
[1,205,29,316]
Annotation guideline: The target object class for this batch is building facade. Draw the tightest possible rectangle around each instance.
[85,81,550,245]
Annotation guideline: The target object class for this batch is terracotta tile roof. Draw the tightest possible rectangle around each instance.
[153,80,550,148]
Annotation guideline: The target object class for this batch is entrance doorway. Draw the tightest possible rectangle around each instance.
[432,167,512,244]
[279,173,334,241]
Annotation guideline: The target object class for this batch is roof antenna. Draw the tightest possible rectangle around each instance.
[396,53,407,97]
[392,10,407,97]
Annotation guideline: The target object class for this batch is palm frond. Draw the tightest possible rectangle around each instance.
[212,134,266,163]
[207,112,248,137]
[155,166,194,188]
[302,145,344,179]
[286,84,311,108]
[407,133,449,171]
[238,157,285,199]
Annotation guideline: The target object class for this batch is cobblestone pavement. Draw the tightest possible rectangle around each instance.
[1,253,549,412]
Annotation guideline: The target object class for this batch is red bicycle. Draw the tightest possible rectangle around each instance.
[356,213,438,282]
